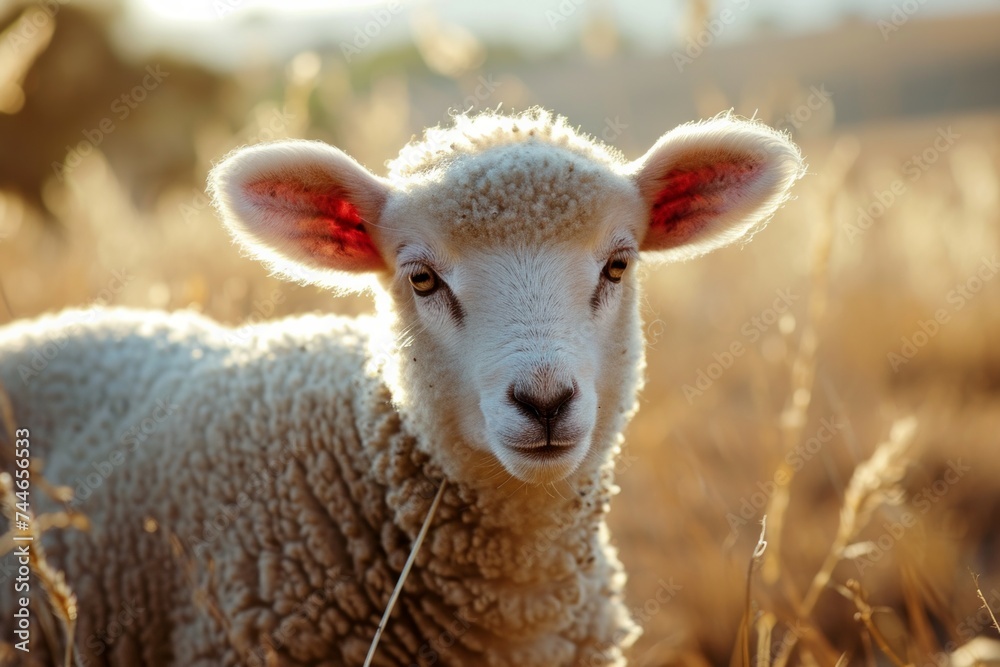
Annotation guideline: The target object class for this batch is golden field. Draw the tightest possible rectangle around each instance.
[1,3,999,665]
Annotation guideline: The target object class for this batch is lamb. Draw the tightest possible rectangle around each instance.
[0,108,803,666]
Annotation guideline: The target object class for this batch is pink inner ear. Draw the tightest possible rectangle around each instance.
[247,179,385,271]
[646,158,761,249]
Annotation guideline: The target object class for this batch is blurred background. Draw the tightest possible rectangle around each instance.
[1,0,999,664]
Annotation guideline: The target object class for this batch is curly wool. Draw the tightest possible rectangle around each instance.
[0,108,803,666]
[0,307,636,666]
[389,108,623,181]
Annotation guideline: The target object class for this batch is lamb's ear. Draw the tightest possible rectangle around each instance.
[209,140,390,286]
[628,117,804,261]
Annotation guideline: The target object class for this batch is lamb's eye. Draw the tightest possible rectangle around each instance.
[408,266,439,296]
[602,256,629,284]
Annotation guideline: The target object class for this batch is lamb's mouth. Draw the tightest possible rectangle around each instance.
[506,441,577,460]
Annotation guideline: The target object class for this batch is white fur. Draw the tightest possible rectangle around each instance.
[0,108,802,666]
[628,112,805,262]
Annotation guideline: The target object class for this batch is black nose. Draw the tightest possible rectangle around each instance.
[510,384,576,425]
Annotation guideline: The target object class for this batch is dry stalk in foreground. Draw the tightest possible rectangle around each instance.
[972,573,1000,636]
[0,472,78,667]
[0,379,82,667]
[771,417,919,667]
[764,136,860,586]
[363,479,446,667]
[739,517,769,667]
[835,579,912,667]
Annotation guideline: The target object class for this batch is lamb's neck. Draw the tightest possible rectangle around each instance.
[360,372,619,577]
[417,439,620,584]
[464,454,614,533]
[359,384,628,650]
[421,452,625,647]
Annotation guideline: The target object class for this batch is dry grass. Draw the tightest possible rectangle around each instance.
[1,8,1000,666]
[614,111,1000,666]
[0,382,84,667]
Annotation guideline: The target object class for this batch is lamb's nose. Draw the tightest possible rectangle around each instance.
[510,384,576,424]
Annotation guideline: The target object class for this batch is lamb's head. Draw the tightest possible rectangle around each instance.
[209,110,803,486]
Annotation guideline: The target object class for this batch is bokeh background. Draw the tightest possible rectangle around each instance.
[1,0,999,664]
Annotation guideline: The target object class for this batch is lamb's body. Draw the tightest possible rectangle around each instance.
[0,109,802,665]
[0,308,633,666]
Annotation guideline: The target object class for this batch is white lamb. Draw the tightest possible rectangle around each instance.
[0,109,803,666]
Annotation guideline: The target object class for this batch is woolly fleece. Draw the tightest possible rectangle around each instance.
[0,108,803,666]
[0,307,633,666]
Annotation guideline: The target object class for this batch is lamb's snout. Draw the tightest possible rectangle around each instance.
[509,382,576,425]
[503,368,585,458]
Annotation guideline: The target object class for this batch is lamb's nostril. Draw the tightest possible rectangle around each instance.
[511,384,576,423]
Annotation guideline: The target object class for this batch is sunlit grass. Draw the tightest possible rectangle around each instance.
[1,19,999,664]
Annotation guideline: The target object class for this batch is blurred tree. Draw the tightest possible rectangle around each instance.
[0,2,238,220]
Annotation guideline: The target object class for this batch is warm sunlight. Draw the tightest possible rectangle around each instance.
[134,0,391,23]
[2,0,1000,664]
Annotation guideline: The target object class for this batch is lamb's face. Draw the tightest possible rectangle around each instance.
[378,144,647,483]
[209,110,804,485]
